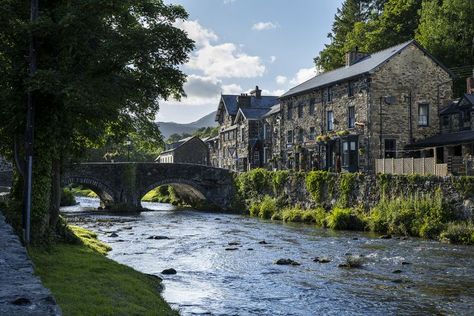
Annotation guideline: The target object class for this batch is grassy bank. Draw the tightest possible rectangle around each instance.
[29,226,177,316]
[248,194,474,245]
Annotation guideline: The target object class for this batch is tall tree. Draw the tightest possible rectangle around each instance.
[314,0,386,71]
[416,0,474,96]
[0,1,194,239]
[344,0,422,53]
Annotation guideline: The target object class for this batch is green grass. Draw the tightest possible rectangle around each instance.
[69,186,98,198]
[29,226,178,316]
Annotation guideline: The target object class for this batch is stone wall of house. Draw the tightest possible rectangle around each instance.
[369,43,453,163]
[174,138,209,165]
[280,76,371,171]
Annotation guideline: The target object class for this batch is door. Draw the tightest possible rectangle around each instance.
[342,137,358,172]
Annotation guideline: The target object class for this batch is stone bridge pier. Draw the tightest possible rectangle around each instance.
[62,163,236,211]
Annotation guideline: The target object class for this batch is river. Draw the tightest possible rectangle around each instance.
[62,197,474,316]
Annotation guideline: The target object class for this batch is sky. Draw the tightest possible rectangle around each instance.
[158,0,344,123]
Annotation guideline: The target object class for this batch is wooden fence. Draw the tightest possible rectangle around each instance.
[375,157,448,176]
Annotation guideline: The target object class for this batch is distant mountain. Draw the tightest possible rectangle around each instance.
[157,111,217,139]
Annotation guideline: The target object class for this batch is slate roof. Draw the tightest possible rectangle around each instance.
[409,130,474,148]
[281,40,453,99]
[263,104,281,117]
[239,108,273,120]
[219,95,279,117]
[440,94,474,115]
[160,136,200,155]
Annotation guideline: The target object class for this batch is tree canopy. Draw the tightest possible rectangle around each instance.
[0,0,194,238]
[314,0,474,94]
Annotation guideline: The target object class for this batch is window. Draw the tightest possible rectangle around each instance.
[418,104,429,126]
[327,87,333,102]
[298,128,304,142]
[287,130,293,144]
[384,139,396,158]
[309,127,316,140]
[348,81,354,97]
[241,126,245,141]
[298,103,304,118]
[309,99,315,115]
[287,103,293,120]
[348,106,355,128]
[327,111,334,131]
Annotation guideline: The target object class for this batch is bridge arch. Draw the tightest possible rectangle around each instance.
[140,178,209,209]
[62,176,115,208]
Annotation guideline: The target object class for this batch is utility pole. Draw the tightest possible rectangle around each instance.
[23,0,39,243]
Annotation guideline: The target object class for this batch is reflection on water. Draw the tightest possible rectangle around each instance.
[63,197,474,316]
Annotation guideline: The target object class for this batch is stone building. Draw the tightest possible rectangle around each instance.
[410,88,474,175]
[156,136,209,165]
[215,87,279,171]
[205,136,220,168]
[279,40,453,173]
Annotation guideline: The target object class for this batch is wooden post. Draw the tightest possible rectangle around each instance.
[382,158,385,173]
[411,157,414,174]
[422,157,425,175]
[433,147,437,176]
[401,158,405,174]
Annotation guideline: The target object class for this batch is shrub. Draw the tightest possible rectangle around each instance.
[440,222,474,245]
[60,188,76,206]
[338,173,358,207]
[367,188,451,238]
[249,196,278,219]
[272,170,289,195]
[305,171,330,203]
[327,207,365,231]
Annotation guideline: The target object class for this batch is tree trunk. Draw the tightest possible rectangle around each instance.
[49,158,61,230]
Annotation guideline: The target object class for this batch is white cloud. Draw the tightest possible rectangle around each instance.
[174,20,218,47]
[183,75,222,98]
[262,89,285,97]
[187,43,265,78]
[290,67,317,85]
[223,0,236,4]
[276,75,288,85]
[252,22,278,31]
[269,56,277,63]
[222,83,243,94]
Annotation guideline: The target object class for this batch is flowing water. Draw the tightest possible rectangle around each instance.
[63,197,474,316]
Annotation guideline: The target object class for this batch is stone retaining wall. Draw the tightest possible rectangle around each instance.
[237,171,474,219]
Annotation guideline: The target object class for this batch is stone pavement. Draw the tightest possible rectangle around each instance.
[0,213,62,315]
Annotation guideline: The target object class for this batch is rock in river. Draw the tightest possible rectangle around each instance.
[225,247,239,251]
[313,257,331,263]
[161,268,177,275]
[275,259,300,266]
[147,235,170,240]
[380,235,392,239]
[109,232,119,238]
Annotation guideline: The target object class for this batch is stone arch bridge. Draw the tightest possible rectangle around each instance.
[62,163,236,211]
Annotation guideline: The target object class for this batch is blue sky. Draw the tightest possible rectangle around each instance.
[158,0,344,123]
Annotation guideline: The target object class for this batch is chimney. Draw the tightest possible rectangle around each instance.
[237,93,251,108]
[467,70,474,94]
[250,86,262,98]
[345,47,369,67]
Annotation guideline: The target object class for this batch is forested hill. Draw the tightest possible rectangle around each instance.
[157,111,217,139]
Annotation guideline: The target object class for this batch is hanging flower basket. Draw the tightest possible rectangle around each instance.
[336,130,349,137]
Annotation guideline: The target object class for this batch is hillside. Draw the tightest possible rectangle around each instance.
[157,111,217,139]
